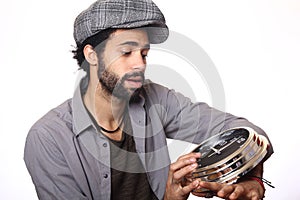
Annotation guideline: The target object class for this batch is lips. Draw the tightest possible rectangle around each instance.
[127,76,143,82]
[125,76,144,88]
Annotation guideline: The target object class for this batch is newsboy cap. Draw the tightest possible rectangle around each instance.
[73,0,169,45]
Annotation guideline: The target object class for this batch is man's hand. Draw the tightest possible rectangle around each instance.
[164,152,201,200]
[192,179,265,200]
[192,163,265,200]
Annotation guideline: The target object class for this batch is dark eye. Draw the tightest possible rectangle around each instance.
[142,53,148,59]
[141,49,149,59]
[122,51,132,56]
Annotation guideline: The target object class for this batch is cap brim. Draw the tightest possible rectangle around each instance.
[112,22,169,44]
[146,25,169,44]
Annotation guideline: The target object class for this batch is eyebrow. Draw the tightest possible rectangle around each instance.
[118,41,150,49]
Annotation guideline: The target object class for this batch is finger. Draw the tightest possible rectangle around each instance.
[177,152,201,161]
[227,185,244,200]
[167,153,201,185]
[167,161,191,185]
[199,181,224,192]
[181,179,200,195]
[191,191,207,198]
[245,189,260,200]
[191,190,214,198]
[174,152,201,169]
[199,181,235,199]
[217,184,235,199]
[173,162,198,181]
[169,153,200,174]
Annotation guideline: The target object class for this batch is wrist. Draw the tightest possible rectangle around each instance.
[246,176,265,191]
[238,175,266,199]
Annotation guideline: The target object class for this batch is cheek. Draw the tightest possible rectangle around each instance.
[107,59,130,77]
[103,49,124,68]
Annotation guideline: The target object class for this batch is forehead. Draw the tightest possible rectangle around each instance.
[107,29,150,47]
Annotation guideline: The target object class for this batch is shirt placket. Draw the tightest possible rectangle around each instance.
[78,129,112,199]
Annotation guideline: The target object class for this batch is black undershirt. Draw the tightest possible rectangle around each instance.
[109,131,157,200]
[87,110,158,200]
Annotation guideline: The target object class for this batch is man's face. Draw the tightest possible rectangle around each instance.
[97,29,150,99]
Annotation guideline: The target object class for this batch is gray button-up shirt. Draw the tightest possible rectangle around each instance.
[24,80,273,200]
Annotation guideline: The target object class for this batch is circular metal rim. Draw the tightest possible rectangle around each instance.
[194,135,268,183]
[218,135,269,184]
[192,127,257,172]
[192,134,261,178]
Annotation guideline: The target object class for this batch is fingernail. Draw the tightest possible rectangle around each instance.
[190,163,198,169]
[230,192,237,198]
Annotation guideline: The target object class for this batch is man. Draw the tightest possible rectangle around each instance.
[24,0,273,199]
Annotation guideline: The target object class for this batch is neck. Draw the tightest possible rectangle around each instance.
[84,82,127,132]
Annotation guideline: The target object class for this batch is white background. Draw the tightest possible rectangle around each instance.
[1,0,299,199]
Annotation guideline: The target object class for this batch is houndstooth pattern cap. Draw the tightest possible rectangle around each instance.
[74,0,169,44]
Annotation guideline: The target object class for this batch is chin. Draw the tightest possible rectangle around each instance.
[111,82,143,100]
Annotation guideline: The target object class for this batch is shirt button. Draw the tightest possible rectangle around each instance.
[103,143,107,147]
[103,174,108,178]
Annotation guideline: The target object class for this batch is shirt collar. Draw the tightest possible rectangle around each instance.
[72,79,147,136]
[72,81,94,136]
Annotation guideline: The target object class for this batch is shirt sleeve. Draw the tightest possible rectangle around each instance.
[24,128,88,200]
[153,85,274,161]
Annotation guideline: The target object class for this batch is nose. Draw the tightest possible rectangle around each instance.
[131,50,146,72]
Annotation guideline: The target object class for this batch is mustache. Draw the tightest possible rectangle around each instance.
[120,71,145,82]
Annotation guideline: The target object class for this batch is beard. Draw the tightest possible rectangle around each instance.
[98,66,145,100]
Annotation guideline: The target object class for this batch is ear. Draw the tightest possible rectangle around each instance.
[83,44,98,66]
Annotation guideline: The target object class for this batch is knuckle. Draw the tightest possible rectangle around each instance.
[177,154,187,161]
[173,173,181,180]
[251,191,260,200]
[236,185,245,193]
[169,164,177,172]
